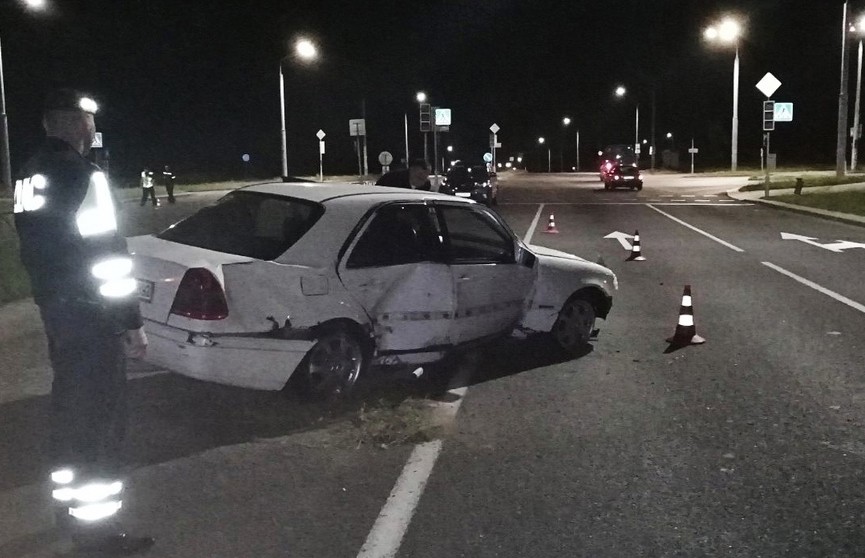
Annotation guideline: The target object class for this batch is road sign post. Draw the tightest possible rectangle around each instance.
[688,138,699,174]
[490,123,500,170]
[756,73,782,197]
[316,129,326,182]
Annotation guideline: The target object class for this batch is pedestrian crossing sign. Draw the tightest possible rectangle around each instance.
[773,103,793,122]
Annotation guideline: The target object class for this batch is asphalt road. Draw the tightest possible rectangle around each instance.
[2,172,865,557]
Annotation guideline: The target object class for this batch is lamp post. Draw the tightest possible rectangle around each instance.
[614,86,640,163]
[279,37,318,181]
[538,137,550,172]
[851,15,865,171]
[416,91,428,164]
[1,0,48,191]
[562,117,571,172]
[704,17,743,172]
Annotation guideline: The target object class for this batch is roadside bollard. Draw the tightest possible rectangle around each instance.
[794,178,804,195]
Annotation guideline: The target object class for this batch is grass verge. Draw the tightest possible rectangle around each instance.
[769,191,865,217]
[740,175,865,192]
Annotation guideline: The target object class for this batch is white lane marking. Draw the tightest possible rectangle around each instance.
[359,217,543,558]
[671,199,687,202]
[762,262,865,314]
[358,347,474,556]
[357,440,444,558]
[646,204,745,252]
[523,203,544,246]
[683,195,696,198]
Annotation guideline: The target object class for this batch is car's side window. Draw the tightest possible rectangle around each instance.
[346,204,440,268]
[437,205,515,264]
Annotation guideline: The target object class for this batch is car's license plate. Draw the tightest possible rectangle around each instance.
[455,192,472,197]
[136,279,154,302]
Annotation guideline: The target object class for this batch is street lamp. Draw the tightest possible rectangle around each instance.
[1,0,49,191]
[704,16,743,172]
[538,137,550,172]
[614,86,639,163]
[279,36,318,180]
[850,16,865,170]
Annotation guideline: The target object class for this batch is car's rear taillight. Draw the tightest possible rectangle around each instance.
[170,268,228,320]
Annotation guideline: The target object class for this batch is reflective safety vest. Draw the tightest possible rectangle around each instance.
[141,171,154,189]
[15,171,137,300]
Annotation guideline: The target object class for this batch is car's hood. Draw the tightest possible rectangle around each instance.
[527,244,616,281]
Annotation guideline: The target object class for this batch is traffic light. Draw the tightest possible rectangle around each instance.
[419,103,431,133]
[763,101,775,132]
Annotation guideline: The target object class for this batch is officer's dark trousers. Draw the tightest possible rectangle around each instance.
[39,303,127,471]
[165,181,175,203]
[140,187,157,206]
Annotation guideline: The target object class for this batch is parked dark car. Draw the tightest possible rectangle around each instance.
[440,162,498,206]
[603,163,643,191]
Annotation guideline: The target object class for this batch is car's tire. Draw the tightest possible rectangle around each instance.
[292,326,366,400]
[551,295,597,355]
[604,181,612,190]
[636,182,643,191]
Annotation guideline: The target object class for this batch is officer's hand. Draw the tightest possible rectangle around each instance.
[125,327,148,359]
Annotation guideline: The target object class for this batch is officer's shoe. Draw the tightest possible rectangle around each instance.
[72,532,155,555]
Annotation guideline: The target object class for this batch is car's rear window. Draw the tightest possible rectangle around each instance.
[157,191,324,260]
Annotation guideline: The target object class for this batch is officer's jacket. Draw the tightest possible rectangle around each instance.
[13,137,143,331]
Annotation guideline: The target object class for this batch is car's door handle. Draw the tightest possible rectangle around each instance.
[458,275,472,281]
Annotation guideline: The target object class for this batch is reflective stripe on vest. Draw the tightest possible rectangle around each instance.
[76,171,117,237]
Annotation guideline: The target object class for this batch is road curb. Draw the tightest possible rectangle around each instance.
[726,187,865,228]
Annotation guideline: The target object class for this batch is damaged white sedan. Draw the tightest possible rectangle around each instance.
[128,183,617,397]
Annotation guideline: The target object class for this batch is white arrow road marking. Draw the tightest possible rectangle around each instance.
[604,231,635,251]
[781,232,865,253]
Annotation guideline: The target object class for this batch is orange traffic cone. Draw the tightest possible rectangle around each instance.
[626,229,646,261]
[542,213,559,234]
[666,285,706,346]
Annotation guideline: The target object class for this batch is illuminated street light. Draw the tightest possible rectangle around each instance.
[416,91,427,103]
[537,137,545,144]
[447,145,453,152]
[279,36,319,180]
[705,15,743,171]
[615,86,626,97]
[23,0,46,8]
[562,117,571,126]
[666,132,673,139]
[294,38,318,61]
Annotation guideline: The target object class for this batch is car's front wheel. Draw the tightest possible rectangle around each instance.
[293,327,366,400]
[551,295,596,355]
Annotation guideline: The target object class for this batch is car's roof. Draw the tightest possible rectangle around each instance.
[240,181,464,204]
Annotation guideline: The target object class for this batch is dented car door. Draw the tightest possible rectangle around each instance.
[337,202,455,353]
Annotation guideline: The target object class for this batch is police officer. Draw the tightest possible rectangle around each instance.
[161,164,176,203]
[13,89,154,555]
[139,166,157,206]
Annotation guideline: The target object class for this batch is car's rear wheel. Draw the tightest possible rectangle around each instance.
[551,295,596,355]
[636,182,643,191]
[293,327,366,400]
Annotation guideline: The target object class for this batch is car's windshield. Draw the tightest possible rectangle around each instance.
[157,191,323,260]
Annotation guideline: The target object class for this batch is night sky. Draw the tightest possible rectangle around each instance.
[0,1,851,180]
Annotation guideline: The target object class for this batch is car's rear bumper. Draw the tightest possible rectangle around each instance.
[142,319,315,391]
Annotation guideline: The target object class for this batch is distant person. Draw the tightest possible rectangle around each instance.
[161,164,176,203]
[140,166,157,206]
[375,158,431,190]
